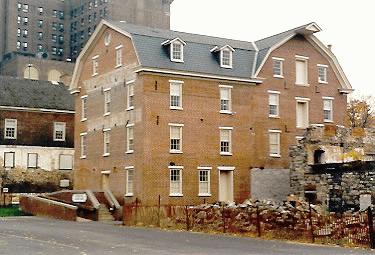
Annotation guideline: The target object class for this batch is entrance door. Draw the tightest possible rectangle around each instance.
[219,170,233,202]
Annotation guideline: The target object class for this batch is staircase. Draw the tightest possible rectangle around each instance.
[98,204,114,221]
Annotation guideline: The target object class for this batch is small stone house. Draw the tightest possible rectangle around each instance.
[290,124,375,212]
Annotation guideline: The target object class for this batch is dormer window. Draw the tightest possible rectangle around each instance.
[211,45,235,69]
[161,38,186,63]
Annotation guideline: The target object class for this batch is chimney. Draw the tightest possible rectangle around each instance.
[327,44,332,51]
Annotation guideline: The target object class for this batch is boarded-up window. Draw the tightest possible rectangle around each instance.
[59,154,73,170]
[27,153,38,168]
[296,100,309,128]
[296,58,308,85]
[4,152,15,168]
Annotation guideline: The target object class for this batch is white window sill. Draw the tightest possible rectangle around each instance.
[220,65,233,69]
[170,150,183,154]
[126,106,134,111]
[269,115,280,119]
[295,83,310,87]
[54,139,66,142]
[220,110,232,115]
[198,193,212,197]
[273,75,284,79]
[4,137,16,140]
[220,152,232,156]
[171,59,184,63]
[103,112,111,117]
[126,150,134,154]
[125,193,133,197]
[270,154,281,158]
[170,106,183,110]
[115,64,122,69]
[103,153,110,157]
[80,156,87,159]
[324,120,333,123]
[319,81,328,84]
[92,73,98,77]
[81,118,87,122]
[169,193,183,197]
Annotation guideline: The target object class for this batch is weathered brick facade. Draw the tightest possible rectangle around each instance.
[72,22,351,205]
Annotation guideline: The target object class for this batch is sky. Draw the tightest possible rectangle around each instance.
[170,0,375,98]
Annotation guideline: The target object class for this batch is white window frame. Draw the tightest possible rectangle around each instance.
[269,129,281,157]
[219,85,233,114]
[219,127,233,156]
[59,154,73,170]
[317,64,328,84]
[323,96,334,123]
[220,49,233,68]
[92,55,99,76]
[4,152,15,168]
[126,80,135,111]
[268,90,280,118]
[295,97,310,129]
[295,55,309,86]
[169,166,183,197]
[4,119,17,139]
[103,88,111,116]
[103,128,110,157]
[170,41,184,63]
[272,57,284,78]
[53,122,66,141]
[125,166,134,197]
[169,123,183,154]
[81,95,88,121]
[198,167,211,197]
[169,80,183,110]
[27,153,38,169]
[115,45,123,68]
[126,123,134,154]
[80,132,87,159]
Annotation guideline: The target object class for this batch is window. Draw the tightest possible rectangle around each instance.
[103,129,110,156]
[171,41,183,62]
[169,166,183,196]
[53,10,58,17]
[4,152,15,168]
[269,130,281,157]
[295,56,309,86]
[92,55,99,76]
[27,153,38,168]
[22,42,28,51]
[170,80,183,109]
[318,64,328,84]
[80,133,87,159]
[37,44,43,52]
[38,20,43,28]
[38,32,43,40]
[125,166,134,196]
[52,34,57,43]
[4,119,17,139]
[22,29,28,37]
[126,124,134,153]
[17,28,21,37]
[220,49,233,68]
[17,16,21,24]
[59,155,73,170]
[198,167,211,196]
[81,95,88,121]
[22,4,28,12]
[115,45,123,67]
[23,17,28,25]
[323,97,334,122]
[37,7,43,15]
[272,57,284,78]
[127,81,135,110]
[219,85,232,113]
[268,91,280,117]
[296,97,310,129]
[220,127,232,155]
[53,122,66,141]
[169,124,183,153]
[104,89,111,115]
[17,3,21,11]
[16,41,21,49]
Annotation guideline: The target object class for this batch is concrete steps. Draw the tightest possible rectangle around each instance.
[98,204,114,221]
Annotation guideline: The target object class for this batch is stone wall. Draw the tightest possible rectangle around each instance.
[290,124,375,212]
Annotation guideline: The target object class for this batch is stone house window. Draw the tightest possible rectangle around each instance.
[171,41,183,62]
[268,90,280,118]
[103,88,111,115]
[115,45,123,67]
[295,97,310,129]
[4,119,17,139]
[170,80,183,110]
[318,64,328,84]
[126,124,134,153]
[323,97,334,122]
[220,48,233,68]
[295,55,309,86]
[80,132,87,159]
[169,166,183,196]
[81,95,88,121]
[220,127,233,155]
[92,55,99,76]
[269,129,281,157]
[198,167,211,196]
[219,85,232,114]
[53,122,66,141]
[127,81,135,110]
[3,152,15,168]
[125,166,134,196]
[103,129,110,156]
[169,124,183,153]
[272,57,284,78]
[27,153,38,168]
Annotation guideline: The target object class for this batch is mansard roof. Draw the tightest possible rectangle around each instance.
[0,76,74,112]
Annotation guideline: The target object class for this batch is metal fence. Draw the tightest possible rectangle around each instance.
[123,197,375,249]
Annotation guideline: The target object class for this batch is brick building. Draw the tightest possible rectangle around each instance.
[0,0,174,82]
[70,20,352,205]
[0,76,74,171]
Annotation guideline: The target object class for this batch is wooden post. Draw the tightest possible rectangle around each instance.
[256,204,261,237]
[157,195,161,227]
[308,201,315,243]
[222,204,226,233]
[367,207,375,249]
[185,205,190,231]
[135,198,138,225]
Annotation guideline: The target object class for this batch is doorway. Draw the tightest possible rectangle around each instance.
[219,170,234,202]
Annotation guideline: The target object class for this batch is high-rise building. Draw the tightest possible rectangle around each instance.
[0,0,174,83]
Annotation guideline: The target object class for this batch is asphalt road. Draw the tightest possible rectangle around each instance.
[0,217,373,255]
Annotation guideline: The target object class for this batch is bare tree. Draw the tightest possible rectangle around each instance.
[345,96,375,128]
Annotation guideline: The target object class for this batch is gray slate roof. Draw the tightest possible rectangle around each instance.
[0,76,74,111]
[110,21,317,79]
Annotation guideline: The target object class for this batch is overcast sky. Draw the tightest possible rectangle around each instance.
[170,0,375,98]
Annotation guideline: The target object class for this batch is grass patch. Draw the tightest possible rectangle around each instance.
[0,206,27,217]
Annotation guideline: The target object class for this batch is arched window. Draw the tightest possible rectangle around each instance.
[24,65,39,80]
[48,69,62,83]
